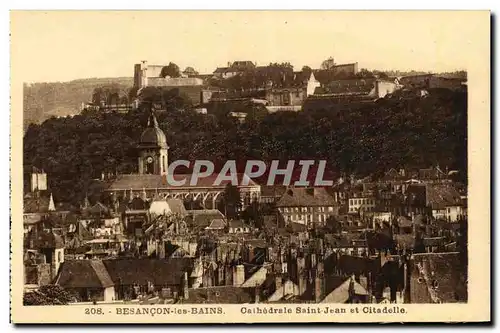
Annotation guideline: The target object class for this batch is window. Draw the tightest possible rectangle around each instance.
[328,207,334,212]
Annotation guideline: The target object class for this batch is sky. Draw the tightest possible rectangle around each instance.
[11,11,488,83]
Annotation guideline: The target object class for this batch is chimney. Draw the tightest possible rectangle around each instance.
[380,250,388,268]
[314,273,323,303]
[310,253,317,268]
[183,271,189,300]
[254,286,260,304]
[403,256,411,303]
[233,264,245,286]
[296,256,306,294]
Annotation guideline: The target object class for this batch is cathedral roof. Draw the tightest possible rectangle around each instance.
[107,174,260,190]
[140,111,167,148]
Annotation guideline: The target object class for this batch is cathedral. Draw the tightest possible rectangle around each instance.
[105,110,261,209]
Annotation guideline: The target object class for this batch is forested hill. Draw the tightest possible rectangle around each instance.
[23,88,467,205]
[23,77,133,130]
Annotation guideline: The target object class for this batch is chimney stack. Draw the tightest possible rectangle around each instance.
[254,286,260,304]
[183,271,189,300]
[233,264,245,286]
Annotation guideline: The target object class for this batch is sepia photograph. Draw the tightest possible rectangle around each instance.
[10,10,490,323]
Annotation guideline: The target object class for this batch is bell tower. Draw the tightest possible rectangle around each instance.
[138,108,169,176]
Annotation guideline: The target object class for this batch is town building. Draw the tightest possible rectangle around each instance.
[276,187,339,227]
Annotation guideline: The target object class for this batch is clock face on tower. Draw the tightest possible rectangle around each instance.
[146,156,154,164]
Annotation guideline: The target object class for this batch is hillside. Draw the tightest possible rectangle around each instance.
[23,88,467,205]
[23,77,134,130]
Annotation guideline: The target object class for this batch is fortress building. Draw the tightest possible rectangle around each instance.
[105,109,261,209]
[133,61,204,89]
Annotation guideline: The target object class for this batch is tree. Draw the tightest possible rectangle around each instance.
[320,57,336,70]
[223,184,242,219]
[302,66,313,78]
[91,88,103,105]
[183,66,199,76]
[356,68,375,79]
[23,285,77,305]
[160,62,181,78]
[325,215,341,233]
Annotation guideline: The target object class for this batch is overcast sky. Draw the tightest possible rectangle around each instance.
[11,11,487,83]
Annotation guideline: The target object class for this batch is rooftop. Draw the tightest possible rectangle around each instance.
[276,187,337,207]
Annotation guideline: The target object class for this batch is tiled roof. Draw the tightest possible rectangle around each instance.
[186,209,226,230]
[185,286,254,304]
[213,67,229,74]
[229,220,248,229]
[321,277,369,303]
[394,234,416,249]
[24,195,50,213]
[422,237,445,247]
[244,239,267,248]
[23,213,43,225]
[397,216,413,228]
[149,198,187,217]
[107,173,258,190]
[103,258,194,286]
[276,187,337,207]
[326,78,377,95]
[207,218,226,229]
[411,252,467,303]
[88,202,110,215]
[56,260,114,289]
[260,185,287,197]
[34,231,64,249]
[166,199,188,216]
[426,185,462,209]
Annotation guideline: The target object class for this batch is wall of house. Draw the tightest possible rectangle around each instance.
[432,209,447,220]
[266,105,302,113]
[241,267,267,287]
[331,63,359,76]
[278,206,338,226]
[374,81,398,98]
[265,89,305,106]
[348,197,376,213]
[37,263,52,285]
[373,212,392,223]
[53,248,64,278]
[233,265,245,286]
[429,77,464,90]
[267,280,299,302]
[445,206,462,222]
[306,75,321,96]
[147,77,204,87]
[31,172,48,192]
[104,286,116,302]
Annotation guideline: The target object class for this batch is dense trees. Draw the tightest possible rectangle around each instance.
[23,88,467,206]
[160,62,181,78]
[23,285,77,305]
[320,57,336,70]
